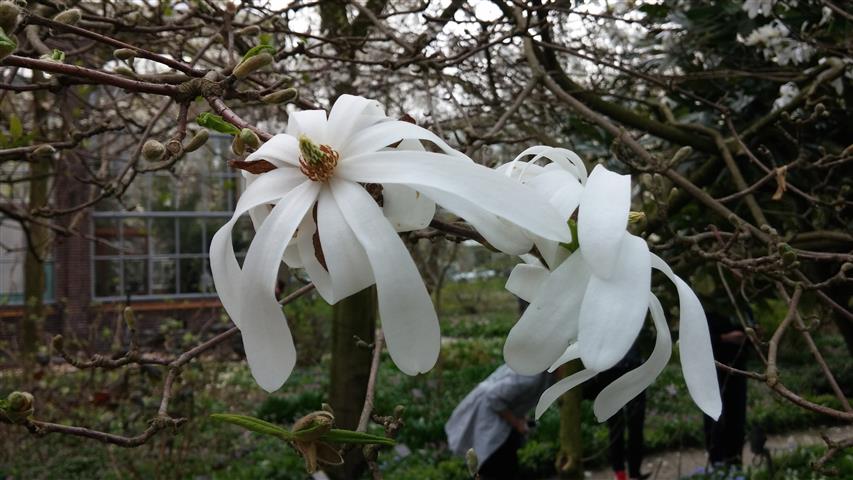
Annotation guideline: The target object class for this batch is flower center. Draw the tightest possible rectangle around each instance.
[298,134,339,182]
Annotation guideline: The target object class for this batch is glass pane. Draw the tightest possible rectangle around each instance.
[151,259,176,295]
[151,174,175,211]
[94,260,122,297]
[179,258,207,294]
[179,218,204,254]
[150,218,175,254]
[93,218,120,255]
[121,218,148,255]
[123,260,147,295]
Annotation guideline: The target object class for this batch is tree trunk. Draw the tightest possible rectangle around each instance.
[327,286,376,479]
[556,359,584,480]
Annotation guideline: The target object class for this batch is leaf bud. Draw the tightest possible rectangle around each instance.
[231,135,245,156]
[53,8,82,26]
[123,306,136,330]
[165,139,183,156]
[671,146,693,164]
[0,1,20,34]
[142,139,166,162]
[113,65,137,78]
[232,52,273,79]
[239,128,260,150]
[261,88,298,105]
[32,144,56,158]
[237,25,260,36]
[7,391,34,414]
[114,48,136,60]
[0,28,16,60]
[52,334,64,351]
[183,129,209,152]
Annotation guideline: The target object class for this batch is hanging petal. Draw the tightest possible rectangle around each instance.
[511,146,588,183]
[210,168,306,329]
[651,254,722,420]
[237,181,321,392]
[317,186,375,300]
[327,95,386,149]
[532,234,571,271]
[286,110,328,144]
[337,151,570,244]
[296,213,334,303]
[331,179,440,375]
[548,343,580,373]
[577,165,631,279]
[534,368,597,419]
[592,293,672,422]
[577,233,651,372]
[342,120,466,159]
[382,184,436,232]
[246,135,300,167]
[504,251,591,375]
[505,263,550,303]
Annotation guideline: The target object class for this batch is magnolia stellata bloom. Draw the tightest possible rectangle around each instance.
[499,147,721,421]
[210,95,571,392]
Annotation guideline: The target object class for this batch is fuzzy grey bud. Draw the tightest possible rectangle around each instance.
[114,48,136,60]
[231,135,245,156]
[239,128,260,150]
[123,306,136,330]
[53,8,82,26]
[142,139,166,162]
[237,25,261,36]
[261,88,298,105]
[32,144,56,158]
[233,52,273,79]
[184,129,209,152]
[52,334,64,351]
[113,65,137,78]
[0,1,20,33]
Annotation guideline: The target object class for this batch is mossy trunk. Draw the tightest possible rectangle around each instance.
[556,359,584,479]
[327,286,376,479]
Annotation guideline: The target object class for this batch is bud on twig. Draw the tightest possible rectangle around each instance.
[53,8,82,26]
[233,52,273,79]
[32,144,56,158]
[239,128,260,150]
[142,139,166,161]
[0,29,16,60]
[237,25,260,36]
[114,48,136,60]
[261,88,298,105]
[231,135,245,156]
[123,306,136,330]
[52,334,64,351]
[113,65,137,78]
[3,391,34,423]
[165,139,183,156]
[465,448,479,477]
[184,129,209,152]
[0,1,20,33]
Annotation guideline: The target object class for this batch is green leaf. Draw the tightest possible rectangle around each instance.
[196,113,240,135]
[210,413,294,440]
[241,44,276,63]
[9,114,22,140]
[323,429,395,446]
[559,219,579,253]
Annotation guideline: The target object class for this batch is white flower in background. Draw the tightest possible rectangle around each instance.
[742,0,775,19]
[740,20,814,66]
[499,147,721,421]
[773,82,800,111]
[210,95,570,392]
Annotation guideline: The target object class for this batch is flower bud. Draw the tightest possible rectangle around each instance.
[52,334,64,351]
[114,48,136,60]
[142,139,166,162]
[232,52,273,79]
[237,25,260,36]
[0,29,16,60]
[165,139,183,156]
[465,448,479,477]
[671,146,692,164]
[32,144,56,158]
[0,1,20,34]
[239,128,260,150]
[293,411,334,441]
[183,129,209,152]
[123,306,136,330]
[261,88,298,105]
[628,211,646,224]
[7,391,33,413]
[113,65,137,78]
[231,135,245,156]
[53,8,82,26]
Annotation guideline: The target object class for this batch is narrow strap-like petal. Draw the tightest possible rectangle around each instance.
[504,251,591,375]
[511,146,588,183]
[505,263,550,303]
[592,293,672,422]
[296,213,334,303]
[317,187,375,301]
[651,254,722,420]
[548,343,580,373]
[382,183,436,232]
[534,368,597,419]
[327,95,385,149]
[239,181,321,391]
[337,151,571,244]
[577,164,631,279]
[578,233,651,372]
[342,120,466,159]
[331,179,440,376]
[246,134,300,167]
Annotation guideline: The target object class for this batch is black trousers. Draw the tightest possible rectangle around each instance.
[704,371,747,465]
[479,430,522,480]
[608,390,646,478]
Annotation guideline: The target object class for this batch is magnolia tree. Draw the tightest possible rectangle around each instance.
[0,0,851,477]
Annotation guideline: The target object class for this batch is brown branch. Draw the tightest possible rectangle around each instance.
[357,330,385,433]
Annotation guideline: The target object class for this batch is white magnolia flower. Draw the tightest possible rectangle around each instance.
[499,147,721,421]
[210,96,570,392]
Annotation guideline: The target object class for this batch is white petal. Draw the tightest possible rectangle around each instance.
[331,179,440,375]
[382,184,436,232]
[504,251,591,375]
[342,120,465,159]
[525,168,583,219]
[505,263,550,303]
[317,186,375,300]
[548,343,580,373]
[286,110,328,144]
[592,293,672,422]
[210,168,306,329]
[512,146,588,183]
[534,368,597,419]
[337,151,571,244]
[417,185,533,254]
[578,165,631,279]
[533,234,571,271]
[238,181,321,391]
[296,212,334,303]
[578,233,651,372]
[246,134,299,167]
[651,254,722,420]
[327,95,385,149]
